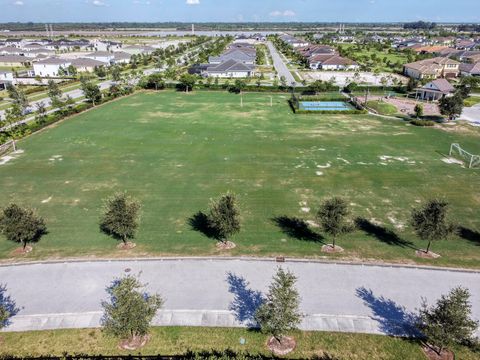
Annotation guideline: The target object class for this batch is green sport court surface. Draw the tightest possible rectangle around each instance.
[0,91,479,267]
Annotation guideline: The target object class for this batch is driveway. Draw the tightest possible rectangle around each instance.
[460,103,480,126]
[266,41,296,86]
[1,258,479,336]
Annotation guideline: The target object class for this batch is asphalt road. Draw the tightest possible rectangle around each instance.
[266,41,297,86]
[1,258,479,335]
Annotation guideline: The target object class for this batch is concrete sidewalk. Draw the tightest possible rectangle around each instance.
[1,258,479,336]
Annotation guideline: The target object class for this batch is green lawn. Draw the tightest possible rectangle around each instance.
[0,91,479,267]
[464,96,480,107]
[0,327,478,359]
[366,100,398,115]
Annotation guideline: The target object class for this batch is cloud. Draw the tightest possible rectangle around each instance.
[92,0,107,6]
[133,0,151,4]
[13,0,24,5]
[269,10,296,17]
[186,0,199,4]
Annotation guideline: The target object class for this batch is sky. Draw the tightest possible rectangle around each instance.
[0,0,479,23]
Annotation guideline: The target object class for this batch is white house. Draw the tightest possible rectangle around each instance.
[113,51,131,64]
[204,59,255,78]
[416,79,455,101]
[33,58,71,77]
[0,70,14,89]
[84,51,114,64]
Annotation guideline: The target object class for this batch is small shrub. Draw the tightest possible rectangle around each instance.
[410,119,435,127]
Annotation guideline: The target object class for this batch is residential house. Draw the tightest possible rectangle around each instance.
[23,48,56,58]
[403,57,460,80]
[70,58,106,73]
[279,34,309,48]
[416,79,455,101]
[459,62,480,77]
[113,51,132,64]
[0,70,14,90]
[92,40,122,52]
[84,51,114,64]
[33,58,71,77]
[209,49,256,65]
[0,55,31,67]
[4,38,24,48]
[204,59,255,78]
[309,54,359,70]
[0,46,24,55]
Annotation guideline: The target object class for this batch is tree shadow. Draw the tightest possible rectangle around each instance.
[0,284,20,328]
[188,211,221,240]
[226,272,264,328]
[356,287,420,337]
[355,217,416,249]
[458,226,480,246]
[272,216,324,243]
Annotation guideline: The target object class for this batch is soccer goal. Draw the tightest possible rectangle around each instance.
[449,143,480,168]
[0,140,16,157]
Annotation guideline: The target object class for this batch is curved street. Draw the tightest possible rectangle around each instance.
[1,258,479,336]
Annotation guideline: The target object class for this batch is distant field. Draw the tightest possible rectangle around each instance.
[0,90,479,267]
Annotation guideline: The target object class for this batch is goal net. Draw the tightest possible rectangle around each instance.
[449,143,480,168]
[0,140,16,157]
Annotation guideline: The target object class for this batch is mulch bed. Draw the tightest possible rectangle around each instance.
[117,242,137,250]
[216,241,236,250]
[422,345,454,360]
[321,244,344,253]
[267,336,296,355]
[10,246,33,256]
[416,249,441,259]
[118,334,150,350]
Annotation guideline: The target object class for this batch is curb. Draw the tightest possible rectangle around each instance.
[0,256,479,274]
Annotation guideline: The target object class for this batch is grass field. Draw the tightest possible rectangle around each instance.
[366,100,398,115]
[0,327,478,359]
[0,91,479,267]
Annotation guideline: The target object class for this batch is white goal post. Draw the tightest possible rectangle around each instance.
[0,140,16,157]
[449,143,480,169]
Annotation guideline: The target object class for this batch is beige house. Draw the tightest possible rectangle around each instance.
[403,57,460,80]
[0,55,31,67]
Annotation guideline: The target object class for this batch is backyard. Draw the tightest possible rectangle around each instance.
[0,90,479,267]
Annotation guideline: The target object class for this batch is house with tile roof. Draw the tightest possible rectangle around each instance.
[403,57,460,80]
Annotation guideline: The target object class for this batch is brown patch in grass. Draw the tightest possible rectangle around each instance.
[118,334,150,350]
[416,249,441,259]
[267,336,296,355]
[216,241,236,250]
[422,344,454,360]
[116,242,136,250]
[10,246,33,256]
[322,244,345,253]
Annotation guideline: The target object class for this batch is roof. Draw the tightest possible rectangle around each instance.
[113,51,131,60]
[0,46,22,53]
[207,59,255,72]
[71,58,105,67]
[404,57,460,74]
[460,62,480,75]
[34,57,71,65]
[421,79,455,93]
[86,51,113,57]
[0,55,30,63]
